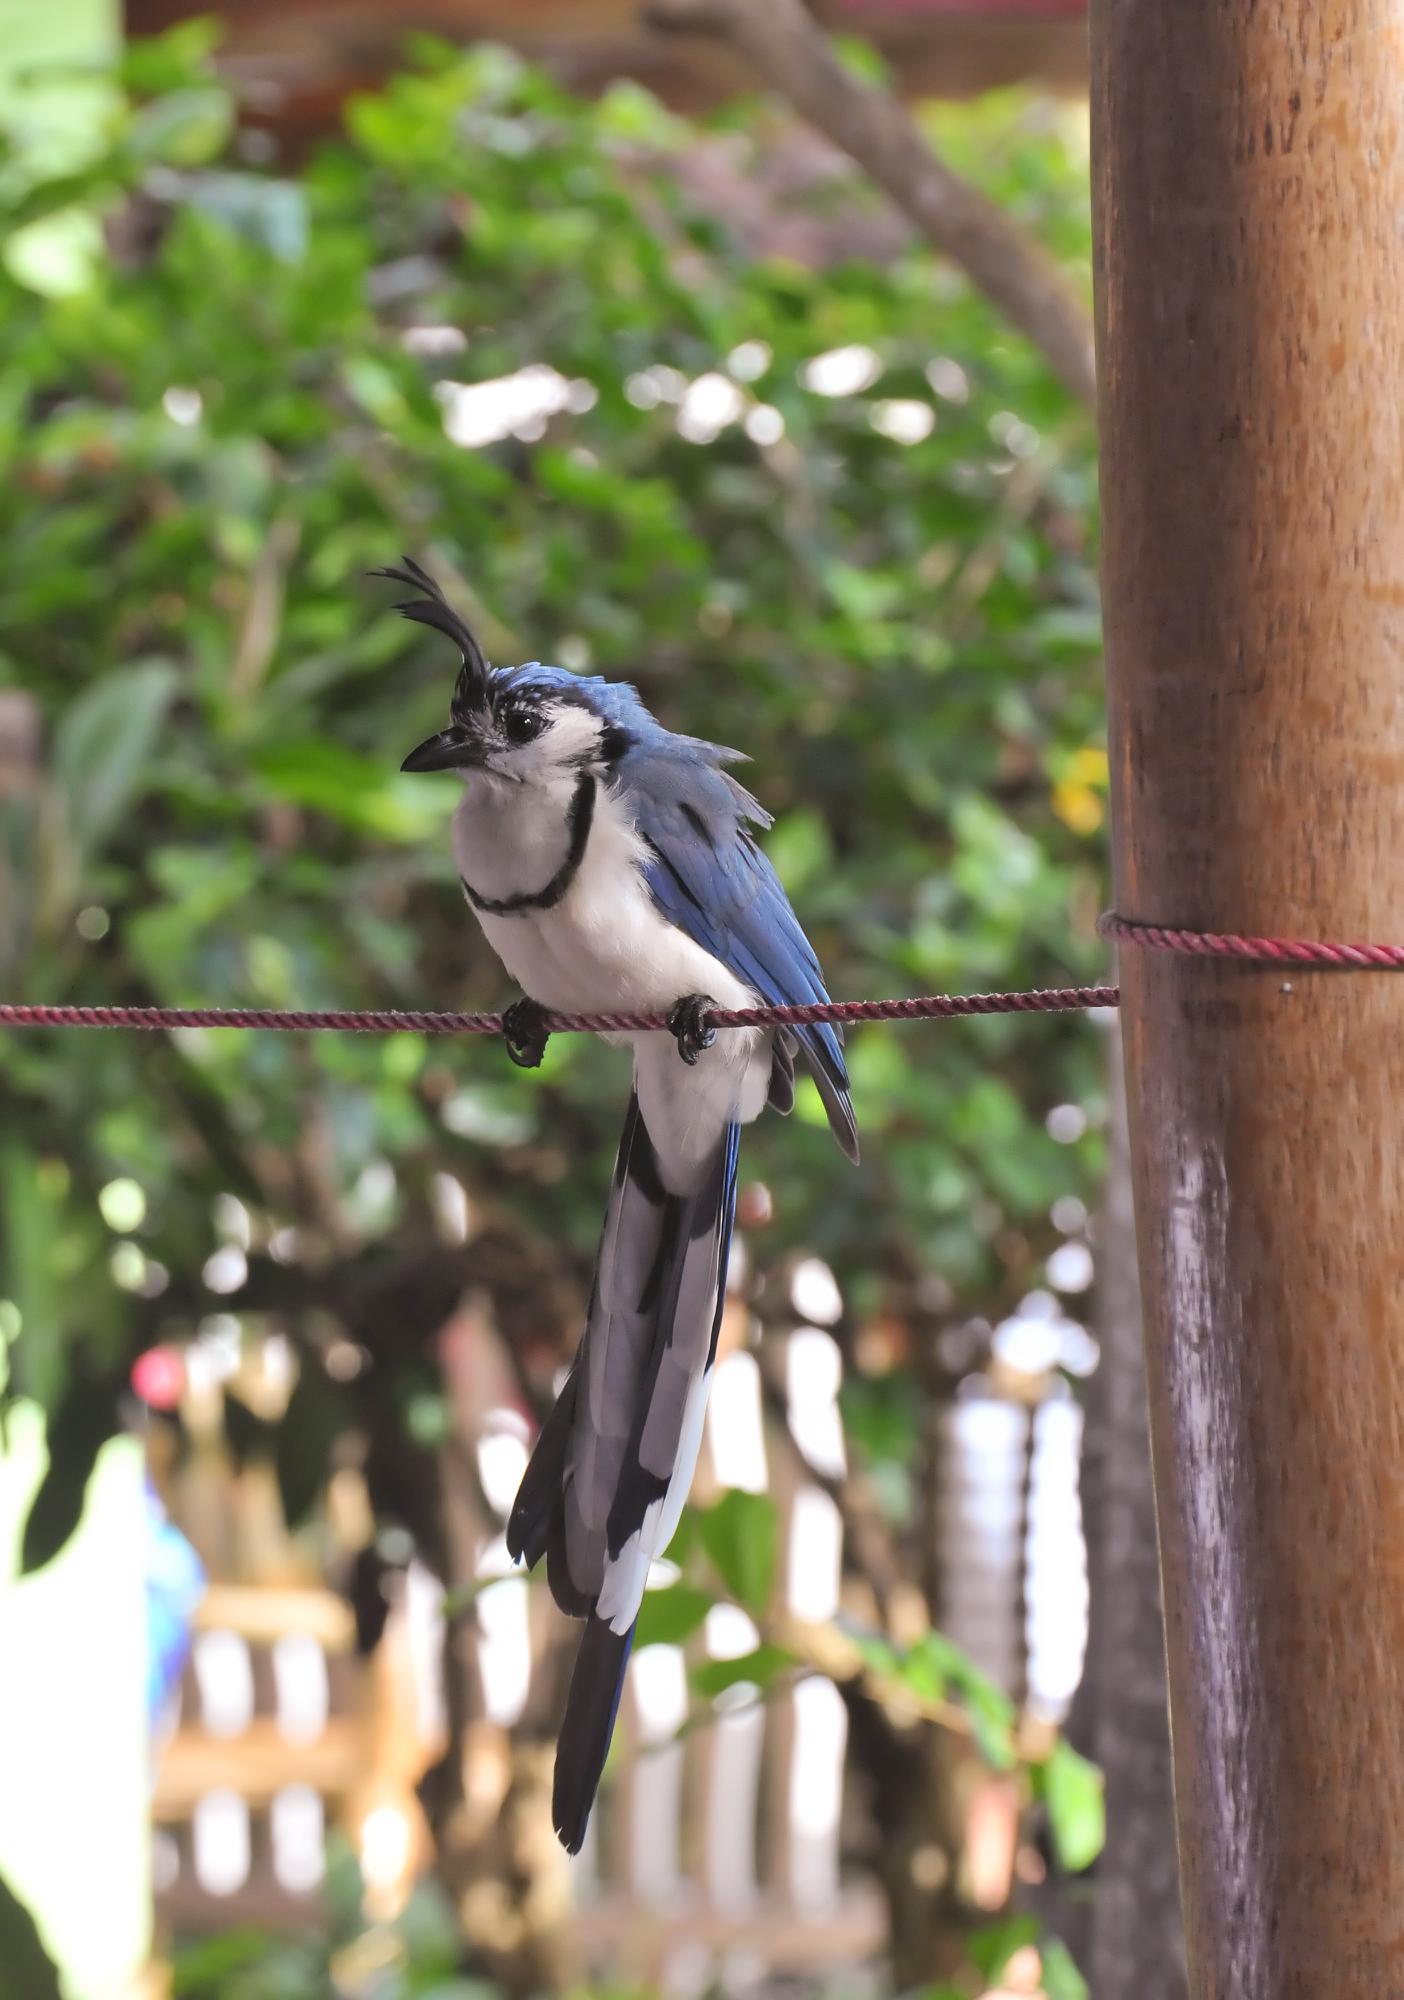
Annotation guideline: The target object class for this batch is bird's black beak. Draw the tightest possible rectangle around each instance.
[401,725,480,773]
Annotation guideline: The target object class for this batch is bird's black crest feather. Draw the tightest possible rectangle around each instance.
[372,556,491,710]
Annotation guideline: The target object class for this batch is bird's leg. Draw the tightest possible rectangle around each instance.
[502,996,553,1069]
[667,993,719,1066]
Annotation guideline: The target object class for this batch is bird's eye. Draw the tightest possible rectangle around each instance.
[502,706,546,746]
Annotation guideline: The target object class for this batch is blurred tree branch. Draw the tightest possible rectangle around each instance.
[644,0,1097,410]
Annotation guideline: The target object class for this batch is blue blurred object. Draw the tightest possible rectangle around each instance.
[141,1478,204,1738]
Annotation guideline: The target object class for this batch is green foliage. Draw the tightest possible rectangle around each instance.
[632,1578,712,1648]
[170,1843,491,2000]
[274,1360,354,1527]
[52,660,179,858]
[840,1373,919,1518]
[1036,1737,1106,1873]
[913,1913,1089,2000]
[1038,1936,1092,2000]
[697,1487,779,1615]
[849,1625,1021,1773]
[689,1641,794,1699]
[18,1363,114,1572]
[968,1912,1041,1981]
[0,32,1104,1987]
[0,1866,63,2000]
[1,39,1104,1454]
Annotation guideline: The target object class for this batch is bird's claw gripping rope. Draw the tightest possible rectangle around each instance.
[667,993,720,1065]
[502,997,553,1069]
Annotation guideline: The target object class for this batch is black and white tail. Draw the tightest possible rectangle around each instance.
[506,1092,740,1853]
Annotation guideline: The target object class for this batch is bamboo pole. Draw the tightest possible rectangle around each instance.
[1090,5,1404,1993]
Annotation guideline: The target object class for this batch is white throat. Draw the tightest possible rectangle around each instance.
[452,767,586,908]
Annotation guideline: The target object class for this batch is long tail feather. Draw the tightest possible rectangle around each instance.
[509,1089,740,1852]
[505,1368,577,1571]
[552,1617,635,1855]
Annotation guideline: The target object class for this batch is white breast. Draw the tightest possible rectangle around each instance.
[452,776,772,1174]
[452,777,744,1015]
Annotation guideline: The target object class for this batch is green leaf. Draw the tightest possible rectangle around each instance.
[963,1683,1020,1773]
[1039,1937,1091,2000]
[167,1926,297,1991]
[662,1504,700,1570]
[0,1145,59,1401]
[391,1874,460,1978]
[969,1912,1041,1981]
[690,1642,793,1700]
[900,1630,1018,1770]
[0,1868,63,2000]
[275,1362,350,1528]
[124,87,234,168]
[119,18,223,95]
[698,1489,779,1616]
[847,1629,903,1684]
[633,1581,712,1650]
[52,660,179,860]
[830,35,893,88]
[897,1631,951,1701]
[416,1984,507,2000]
[841,1373,919,1473]
[1042,1739,1106,1872]
[765,808,833,895]
[20,1371,115,1573]
[184,173,308,261]
[252,740,446,841]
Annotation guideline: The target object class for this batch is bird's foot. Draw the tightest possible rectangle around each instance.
[667,993,719,1065]
[502,997,552,1069]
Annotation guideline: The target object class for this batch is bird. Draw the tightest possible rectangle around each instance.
[387,557,858,1854]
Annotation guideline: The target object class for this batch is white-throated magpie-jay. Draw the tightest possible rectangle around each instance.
[390,559,858,1853]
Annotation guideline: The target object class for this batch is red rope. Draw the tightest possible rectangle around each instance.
[0,987,1118,1037]
[1097,913,1404,970]
[1,919,1396,1039]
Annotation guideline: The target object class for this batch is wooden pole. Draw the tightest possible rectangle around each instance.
[1090,5,1404,1993]
[1068,1031,1188,1996]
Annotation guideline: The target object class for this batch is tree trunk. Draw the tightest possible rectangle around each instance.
[1092,5,1404,1993]
[1061,1026,1186,1994]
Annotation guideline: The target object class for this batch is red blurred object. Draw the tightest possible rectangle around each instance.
[131,1345,186,1411]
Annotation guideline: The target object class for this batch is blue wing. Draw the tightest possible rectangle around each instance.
[614,741,859,1162]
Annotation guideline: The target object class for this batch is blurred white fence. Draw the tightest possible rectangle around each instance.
[152,1307,1087,1987]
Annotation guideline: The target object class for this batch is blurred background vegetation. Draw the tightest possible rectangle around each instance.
[0,4,1136,1997]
